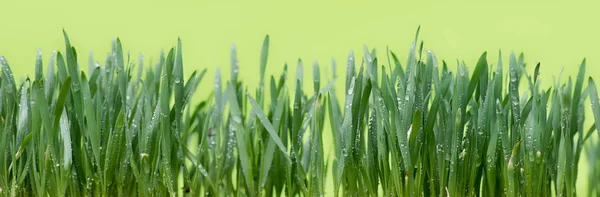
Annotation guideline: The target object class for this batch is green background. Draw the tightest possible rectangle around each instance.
[1,0,599,194]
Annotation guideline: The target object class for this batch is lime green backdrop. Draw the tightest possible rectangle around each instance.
[1,0,599,194]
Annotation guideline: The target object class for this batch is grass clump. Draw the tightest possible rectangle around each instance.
[1,29,600,197]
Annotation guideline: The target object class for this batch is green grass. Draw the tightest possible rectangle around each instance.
[1,29,600,197]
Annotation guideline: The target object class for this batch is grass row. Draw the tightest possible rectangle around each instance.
[1,29,600,197]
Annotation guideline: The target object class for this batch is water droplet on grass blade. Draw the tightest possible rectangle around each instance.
[232,116,242,123]
[198,164,209,177]
[17,83,29,135]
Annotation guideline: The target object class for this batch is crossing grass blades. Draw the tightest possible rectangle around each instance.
[1,28,600,197]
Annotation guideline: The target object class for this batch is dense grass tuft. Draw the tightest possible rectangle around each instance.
[1,29,600,197]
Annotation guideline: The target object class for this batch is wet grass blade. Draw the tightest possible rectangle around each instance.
[590,78,600,136]
[0,30,598,197]
[247,92,290,161]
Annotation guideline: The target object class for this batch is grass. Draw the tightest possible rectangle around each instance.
[1,29,600,197]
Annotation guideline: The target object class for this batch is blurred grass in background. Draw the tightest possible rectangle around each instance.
[2,0,600,195]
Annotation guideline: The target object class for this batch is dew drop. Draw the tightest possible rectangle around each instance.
[232,116,242,124]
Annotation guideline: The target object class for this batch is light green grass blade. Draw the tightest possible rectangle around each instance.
[260,35,269,84]
[35,50,43,81]
[16,81,30,144]
[247,92,290,161]
[313,61,320,94]
[230,44,238,84]
[225,82,254,193]
[589,78,600,136]
[345,51,355,92]
[570,59,586,136]
[259,87,287,187]
[174,38,185,117]
[45,51,56,99]
[509,52,521,127]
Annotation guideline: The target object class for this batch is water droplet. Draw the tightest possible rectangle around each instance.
[17,84,29,133]
[174,78,181,84]
[198,164,209,177]
[232,116,242,124]
[140,153,149,159]
[72,81,81,91]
